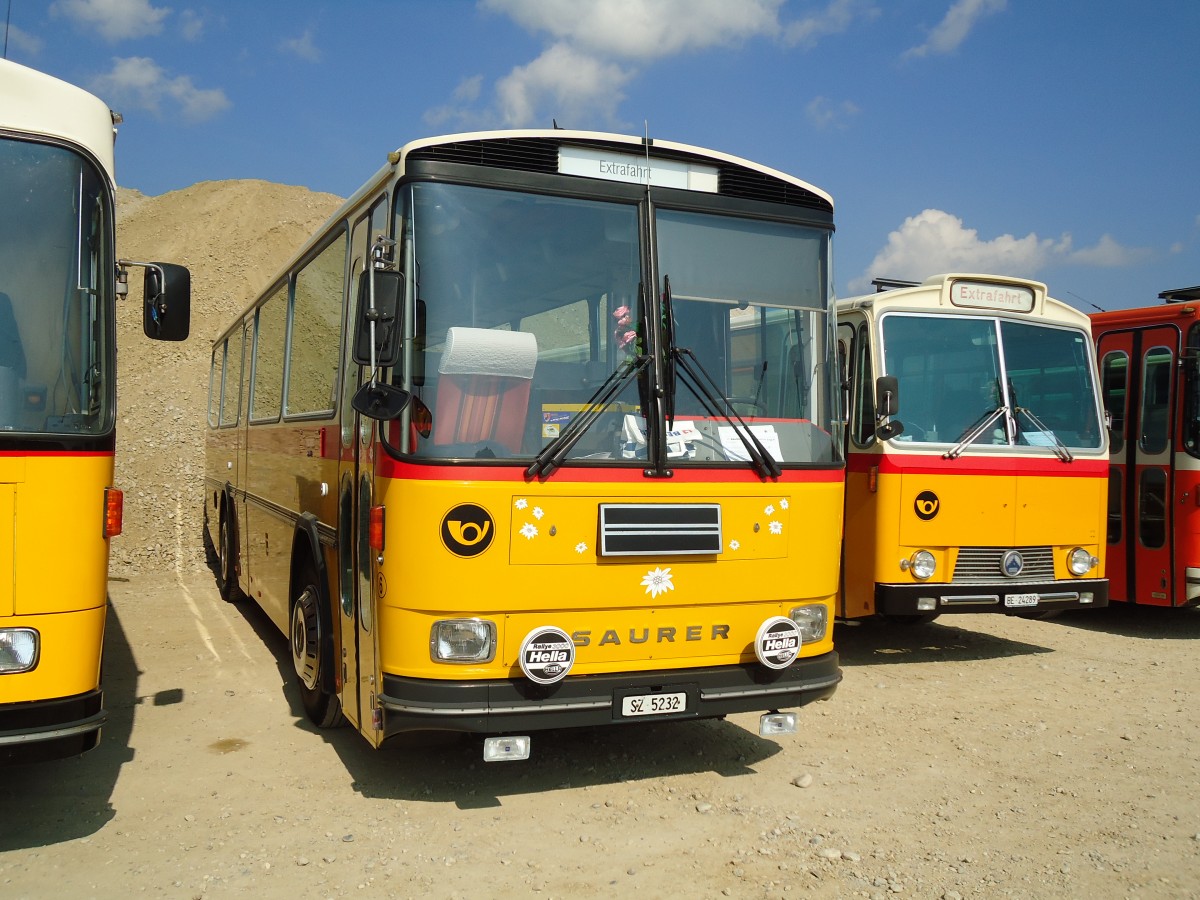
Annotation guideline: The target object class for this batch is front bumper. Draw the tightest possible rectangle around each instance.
[0,689,106,764]
[876,578,1108,616]
[378,651,841,737]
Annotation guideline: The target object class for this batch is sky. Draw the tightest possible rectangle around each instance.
[3,0,1197,309]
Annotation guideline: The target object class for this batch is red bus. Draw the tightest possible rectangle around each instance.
[1091,285,1200,606]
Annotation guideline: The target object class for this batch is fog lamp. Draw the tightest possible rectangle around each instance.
[430,619,496,663]
[0,628,39,674]
[1079,592,1094,604]
[759,712,797,736]
[483,735,530,761]
[788,603,828,642]
[916,596,938,611]
[1068,547,1099,576]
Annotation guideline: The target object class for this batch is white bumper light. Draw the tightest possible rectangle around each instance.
[916,596,938,612]
[759,712,797,736]
[0,628,38,674]
[430,619,496,663]
[484,735,530,761]
[788,604,828,642]
[1068,547,1099,576]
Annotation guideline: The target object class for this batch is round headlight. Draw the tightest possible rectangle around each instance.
[909,550,936,580]
[1067,547,1097,576]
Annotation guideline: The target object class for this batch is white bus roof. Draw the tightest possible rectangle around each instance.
[0,58,116,182]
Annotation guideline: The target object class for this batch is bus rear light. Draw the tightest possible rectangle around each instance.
[368,505,385,552]
[0,628,39,673]
[103,488,123,538]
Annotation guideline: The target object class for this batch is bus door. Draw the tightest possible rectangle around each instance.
[1098,326,1177,605]
[335,200,387,741]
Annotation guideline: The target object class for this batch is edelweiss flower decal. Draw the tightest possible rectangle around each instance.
[641,567,674,598]
[532,506,544,520]
[769,521,783,535]
[729,539,740,551]
[575,542,589,554]
[515,498,528,510]
[520,523,538,540]
[764,504,775,516]
[779,498,789,510]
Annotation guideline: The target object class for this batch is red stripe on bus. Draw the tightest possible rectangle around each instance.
[376,457,843,484]
[0,450,114,458]
[845,452,1108,478]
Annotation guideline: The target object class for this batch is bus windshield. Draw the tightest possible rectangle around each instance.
[400,180,834,465]
[881,313,1103,451]
[0,138,114,437]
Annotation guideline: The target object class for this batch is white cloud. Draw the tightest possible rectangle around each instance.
[4,24,44,55]
[848,208,1150,293]
[90,57,231,123]
[280,29,321,63]
[50,0,170,42]
[903,0,1006,60]
[806,96,860,131]
[434,0,875,130]
[179,9,205,41]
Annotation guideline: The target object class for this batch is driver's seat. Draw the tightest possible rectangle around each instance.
[432,326,538,453]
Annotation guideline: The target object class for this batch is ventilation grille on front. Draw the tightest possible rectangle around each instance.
[406,138,832,212]
[952,547,1055,584]
[599,504,722,556]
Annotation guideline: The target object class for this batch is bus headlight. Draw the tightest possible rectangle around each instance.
[902,550,936,580]
[430,619,496,663]
[0,629,39,674]
[1067,547,1099,576]
[788,604,828,642]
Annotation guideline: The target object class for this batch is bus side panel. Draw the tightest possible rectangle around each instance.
[375,475,842,681]
[841,464,886,617]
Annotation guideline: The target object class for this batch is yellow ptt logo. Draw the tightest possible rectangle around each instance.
[441,504,495,557]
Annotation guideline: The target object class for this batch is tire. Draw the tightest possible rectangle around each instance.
[290,562,345,729]
[217,514,242,602]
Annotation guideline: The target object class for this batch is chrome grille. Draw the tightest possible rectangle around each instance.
[952,546,1055,584]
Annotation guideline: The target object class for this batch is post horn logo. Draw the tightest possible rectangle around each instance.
[914,491,940,520]
[441,503,495,557]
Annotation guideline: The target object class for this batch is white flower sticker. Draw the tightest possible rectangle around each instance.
[575,542,589,554]
[779,498,789,510]
[764,504,775,516]
[769,521,783,535]
[729,539,740,551]
[520,523,539,540]
[641,567,674,599]
[515,498,528,510]
[532,506,544,520]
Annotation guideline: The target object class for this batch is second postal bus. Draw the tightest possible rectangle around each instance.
[837,273,1108,623]
[204,129,843,759]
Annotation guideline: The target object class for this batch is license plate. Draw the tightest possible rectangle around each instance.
[620,691,687,717]
[1005,593,1039,608]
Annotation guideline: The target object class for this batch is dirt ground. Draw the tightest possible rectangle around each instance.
[2,183,1198,897]
[1,576,1198,899]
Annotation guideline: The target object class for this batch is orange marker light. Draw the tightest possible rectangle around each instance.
[103,488,123,538]
[369,505,385,552]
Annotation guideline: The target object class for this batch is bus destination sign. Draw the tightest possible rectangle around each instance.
[558,145,718,193]
[949,280,1035,313]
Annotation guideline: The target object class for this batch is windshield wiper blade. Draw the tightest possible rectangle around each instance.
[526,353,648,479]
[1016,406,1073,462]
[674,347,781,478]
[943,406,1008,460]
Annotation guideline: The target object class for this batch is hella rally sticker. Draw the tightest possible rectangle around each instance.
[754,617,803,669]
[518,626,576,685]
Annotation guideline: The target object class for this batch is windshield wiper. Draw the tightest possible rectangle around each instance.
[1016,406,1073,462]
[673,347,781,478]
[943,406,1008,460]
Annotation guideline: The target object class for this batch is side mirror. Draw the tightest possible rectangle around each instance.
[143,262,191,341]
[875,375,899,416]
[351,381,411,421]
[353,268,404,368]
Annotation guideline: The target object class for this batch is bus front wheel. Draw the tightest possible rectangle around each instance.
[290,565,345,729]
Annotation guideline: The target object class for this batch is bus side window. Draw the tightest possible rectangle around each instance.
[1139,347,1172,455]
[851,323,875,446]
[1100,350,1127,455]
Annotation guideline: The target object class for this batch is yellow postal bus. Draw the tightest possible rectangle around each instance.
[0,60,189,763]
[837,274,1107,622]
[204,129,842,759]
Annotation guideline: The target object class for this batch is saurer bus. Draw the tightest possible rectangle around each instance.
[836,273,1108,623]
[204,129,842,759]
[0,59,189,763]
[1091,284,1200,606]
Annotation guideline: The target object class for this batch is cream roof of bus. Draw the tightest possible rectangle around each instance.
[392,129,834,209]
[0,59,116,183]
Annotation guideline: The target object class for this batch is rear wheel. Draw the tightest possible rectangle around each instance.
[217,515,242,602]
[290,562,345,729]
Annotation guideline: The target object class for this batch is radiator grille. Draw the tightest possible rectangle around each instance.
[599,504,722,556]
[952,547,1055,583]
